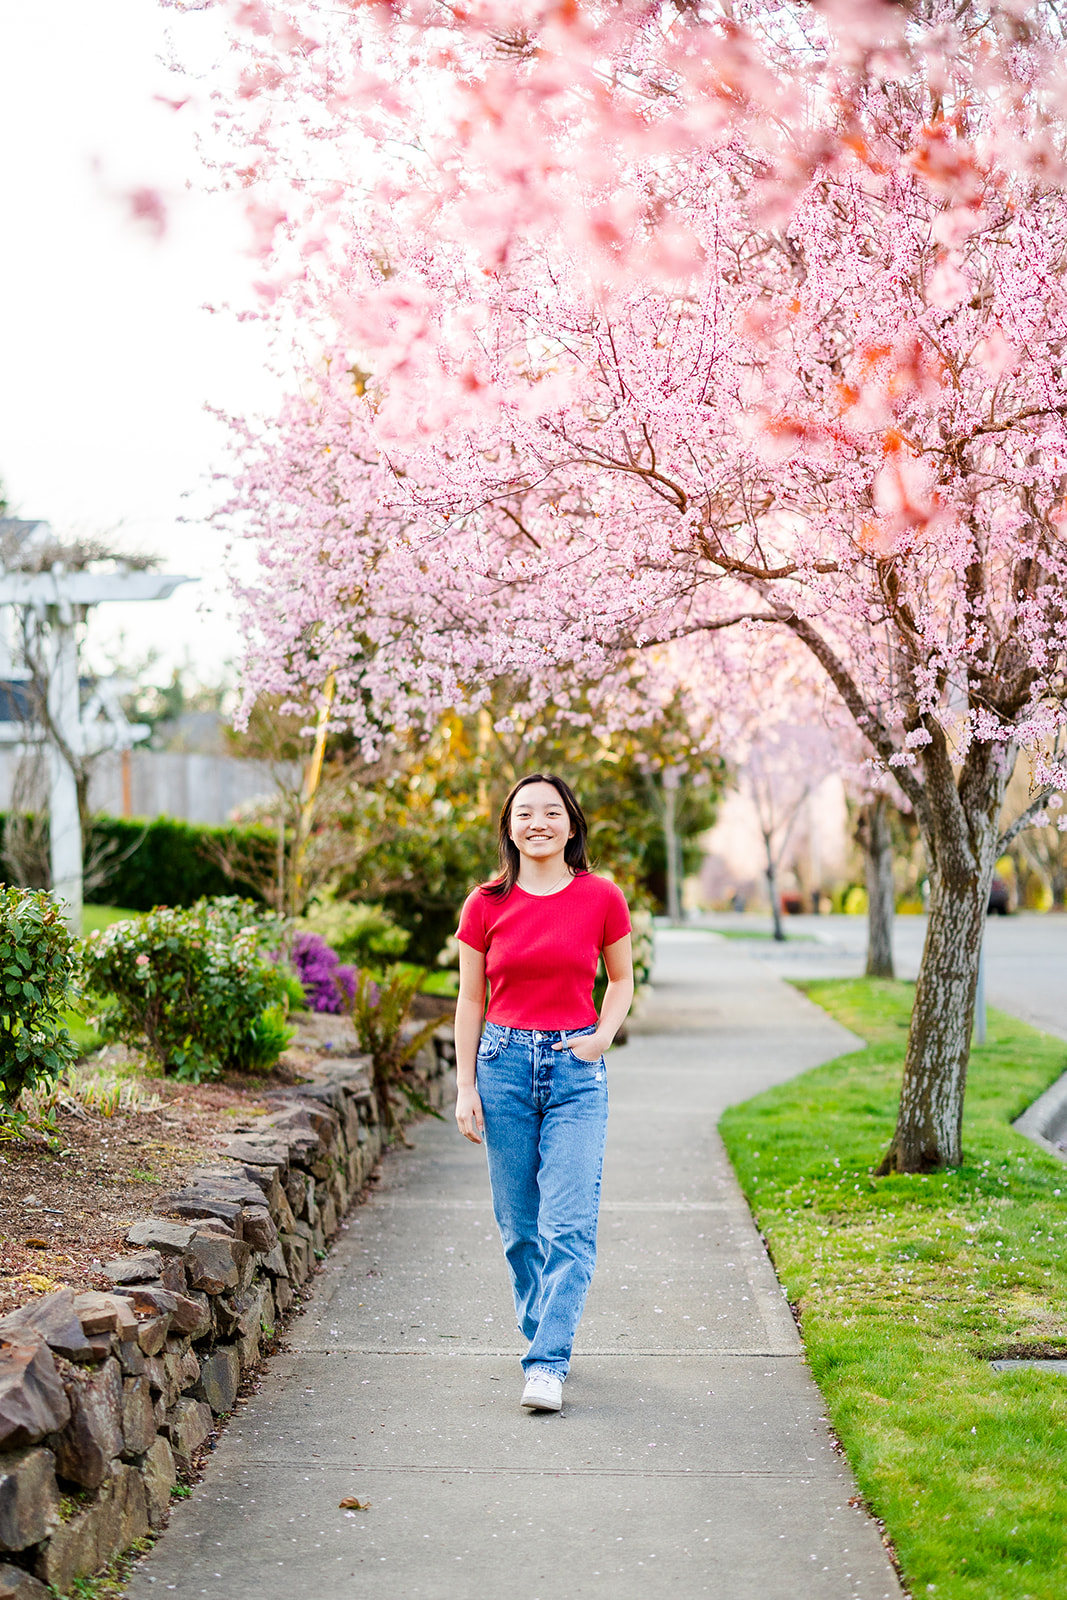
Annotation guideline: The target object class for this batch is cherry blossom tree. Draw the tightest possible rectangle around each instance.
[202,1,1067,1172]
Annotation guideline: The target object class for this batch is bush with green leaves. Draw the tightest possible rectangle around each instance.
[301,889,410,966]
[81,896,293,1082]
[344,965,443,1138]
[0,887,79,1110]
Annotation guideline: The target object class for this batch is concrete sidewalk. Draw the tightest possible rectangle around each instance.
[127,932,903,1600]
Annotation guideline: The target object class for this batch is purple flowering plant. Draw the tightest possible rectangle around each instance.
[290,931,370,1014]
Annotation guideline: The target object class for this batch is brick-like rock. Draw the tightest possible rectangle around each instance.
[273,1184,297,1234]
[115,1280,207,1344]
[286,1169,310,1219]
[259,1281,276,1343]
[257,1241,288,1278]
[140,1435,176,1528]
[143,1354,165,1395]
[190,1220,236,1248]
[120,1286,207,1342]
[308,1150,332,1183]
[183,1235,240,1294]
[103,1251,163,1286]
[162,1348,200,1409]
[0,1291,96,1363]
[214,1285,258,1342]
[290,1080,349,1115]
[116,1338,146,1377]
[256,1104,316,1137]
[327,1166,348,1216]
[35,1463,147,1596]
[159,1253,188,1295]
[161,1397,211,1470]
[274,1275,293,1314]
[236,1324,260,1373]
[0,1561,51,1600]
[232,1161,284,1212]
[170,1290,211,1341]
[235,1242,256,1293]
[126,1219,196,1254]
[320,1193,338,1240]
[136,1313,171,1357]
[54,1357,123,1490]
[192,1346,239,1415]
[279,1232,311,1286]
[121,1374,156,1456]
[0,1336,70,1450]
[157,1193,245,1229]
[241,1205,278,1253]
[72,1291,139,1341]
[293,1216,325,1256]
[0,1447,59,1552]
[220,1135,289,1174]
[185,1168,269,1208]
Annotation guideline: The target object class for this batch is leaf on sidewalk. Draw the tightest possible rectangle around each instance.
[339,1496,371,1510]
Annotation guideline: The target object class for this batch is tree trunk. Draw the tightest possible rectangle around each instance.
[663,775,682,924]
[877,749,1005,1173]
[765,849,785,942]
[863,796,896,979]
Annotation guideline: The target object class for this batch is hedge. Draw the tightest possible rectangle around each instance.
[0,812,273,912]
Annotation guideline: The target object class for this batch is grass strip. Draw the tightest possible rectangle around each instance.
[719,978,1067,1600]
[82,904,139,934]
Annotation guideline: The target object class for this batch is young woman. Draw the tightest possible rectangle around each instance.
[454,774,634,1413]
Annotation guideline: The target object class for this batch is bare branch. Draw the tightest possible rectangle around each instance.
[998,785,1058,852]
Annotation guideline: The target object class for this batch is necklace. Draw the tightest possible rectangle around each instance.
[522,868,573,897]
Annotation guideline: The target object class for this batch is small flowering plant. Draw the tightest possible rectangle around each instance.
[81,896,293,1081]
[290,931,357,1014]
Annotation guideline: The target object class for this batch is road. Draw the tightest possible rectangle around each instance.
[692,912,1067,1042]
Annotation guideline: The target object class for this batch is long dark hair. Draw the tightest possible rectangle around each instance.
[481,774,590,900]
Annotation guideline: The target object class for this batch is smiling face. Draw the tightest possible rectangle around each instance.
[508,780,575,865]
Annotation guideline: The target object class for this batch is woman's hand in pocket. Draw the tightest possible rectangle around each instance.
[555,1033,605,1063]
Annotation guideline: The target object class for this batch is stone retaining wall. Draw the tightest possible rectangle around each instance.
[0,1046,449,1600]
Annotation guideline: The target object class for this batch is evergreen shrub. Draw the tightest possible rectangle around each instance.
[0,812,273,911]
[0,887,79,1109]
[81,896,291,1081]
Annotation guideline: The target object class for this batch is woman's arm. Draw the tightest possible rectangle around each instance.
[564,934,634,1062]
[454,942,487,1144]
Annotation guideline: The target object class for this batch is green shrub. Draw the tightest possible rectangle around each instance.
[81,896,290,1082]
[0,812,274,912]
[344,965,443,1138]
[301,890,410,965]
[244,1002,296,1070]
[0,887,79,1110]
[275,966,310,1013]
[87,815,274,910]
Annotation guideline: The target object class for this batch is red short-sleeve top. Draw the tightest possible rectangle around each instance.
[456,872,632,1030]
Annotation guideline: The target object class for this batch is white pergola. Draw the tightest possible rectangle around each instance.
[0,538,193,932]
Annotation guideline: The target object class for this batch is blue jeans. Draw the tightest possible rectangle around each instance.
[476,1021,608,1381]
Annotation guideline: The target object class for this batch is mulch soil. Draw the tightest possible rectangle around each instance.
[0,1009,386,1318]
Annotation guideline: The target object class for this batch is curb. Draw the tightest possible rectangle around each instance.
[1013,1068,1067,1164]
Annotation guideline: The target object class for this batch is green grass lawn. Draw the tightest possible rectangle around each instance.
[715,927,816,943]
[720,979,1067,1600]
[81,904,139,934]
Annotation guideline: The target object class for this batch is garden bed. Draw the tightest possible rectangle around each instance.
[720,978,1067,1600]
[0,1012,365,1320]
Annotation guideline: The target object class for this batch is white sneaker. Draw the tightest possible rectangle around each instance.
[521,1372,563,1412]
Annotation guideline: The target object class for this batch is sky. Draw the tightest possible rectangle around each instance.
[0,1,280,690]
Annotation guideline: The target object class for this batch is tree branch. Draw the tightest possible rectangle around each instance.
[998,786,1058,853]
